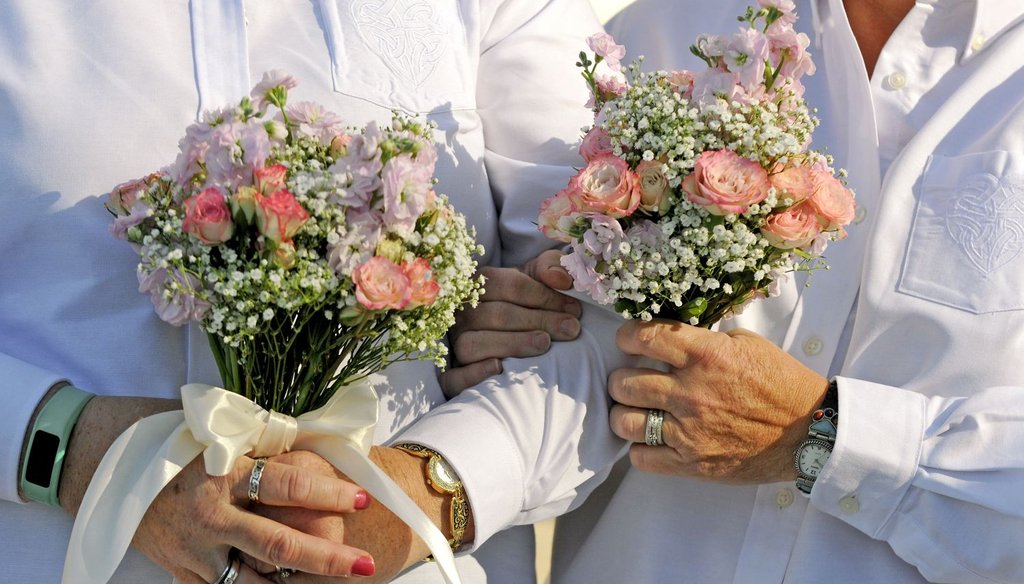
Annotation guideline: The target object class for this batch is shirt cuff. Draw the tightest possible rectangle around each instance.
[391,401,524,550]
[0,353,68,503]
[811,376,926,538]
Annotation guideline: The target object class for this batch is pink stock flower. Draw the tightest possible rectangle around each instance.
[138,268,210,327]
[761,202,821,249]
[807,170,856,232]
[769,165,815,204]
[255,189,309,243]
[725,28,770,88]
[561,247,612,304]
[579,127,614,162]
[573,154,640,218]
[667,70,695,98]
[240,118,272,170]
[403,258,440,308]
[286,101,346,145]
[538,189,581,243]
[353,256,412,310]
[382,153,433,235]
[254,164,288,194]
[635,160,671,213]
[182,187,235,245]
[251,69,298,112]
[587,32,626,71]
[327,211,383,276]
[109,202,151,240]
[767,29,815,80]
[690,68,739,105]
[582,214,626,260]
[587,74,630,109]
[682,150,771,215]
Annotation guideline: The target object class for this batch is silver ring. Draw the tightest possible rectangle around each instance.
[644,409,666,446]
[276,567,296,581]
[249,457,268,503]
[214,550,241,584]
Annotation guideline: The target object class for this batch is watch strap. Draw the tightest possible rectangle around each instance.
[19,385,94,506]
[795,379,838,494]
[393,443,468,556]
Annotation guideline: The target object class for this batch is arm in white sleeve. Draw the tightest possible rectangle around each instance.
[0,352,69,503]
[813,377,1024,583]
[475,0,601,267]
[395,303,635,548]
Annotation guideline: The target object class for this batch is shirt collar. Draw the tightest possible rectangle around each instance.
[810,0,1024,64]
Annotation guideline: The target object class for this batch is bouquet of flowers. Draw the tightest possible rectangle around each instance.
[539,2,855,326]
[107,70,484,415]
[68,71,482,583]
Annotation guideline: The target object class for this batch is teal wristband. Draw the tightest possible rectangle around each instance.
[19,385,95,506]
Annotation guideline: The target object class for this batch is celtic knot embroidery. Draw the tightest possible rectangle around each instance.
[945,172,1024,275]
[351,0,449,89]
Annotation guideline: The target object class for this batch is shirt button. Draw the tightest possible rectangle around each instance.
[839,495,860,514]
[775,489,795,508]
[802,336,823,356]
[885,71,907,90]
[971,33,986,51]
[853,206,867,224]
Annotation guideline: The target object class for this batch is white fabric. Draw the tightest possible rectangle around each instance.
[0,0,598,581]
[400,0,1024,582]
[66,382,458,584]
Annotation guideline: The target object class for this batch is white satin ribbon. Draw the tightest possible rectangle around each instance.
[63,382,460,584]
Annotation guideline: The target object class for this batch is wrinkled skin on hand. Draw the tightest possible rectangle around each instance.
[608,320,829,484]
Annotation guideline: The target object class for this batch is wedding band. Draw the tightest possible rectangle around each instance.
[214,549,241,584]
[249,457,268,503]
[645,409,666,446]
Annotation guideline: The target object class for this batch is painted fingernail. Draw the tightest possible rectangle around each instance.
[559,318,580,338]
[352,556,376,577]
[354,490,371,510]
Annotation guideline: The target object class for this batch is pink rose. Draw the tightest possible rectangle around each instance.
[106,177,148,216]
[573,155,640,218]
[254,164,288,194]
[255,189,310,243]
[667,70,695,98]
[769,165,814,204]
[761,202,821,249]
[807,170,856,232]
[403,258,440,309]
[587,32,626,71]
[182,187,235,245]
[230,186,259,226]
[538,189,581,243]
[579,127,614,162]
[682,150,771,215]
[353,256,411,310]
[635,160,671,214]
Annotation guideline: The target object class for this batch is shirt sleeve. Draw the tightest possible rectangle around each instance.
[394,301,632,548]
[812,377,1024,583]
[0,352,69,503]
[475,0,601,267]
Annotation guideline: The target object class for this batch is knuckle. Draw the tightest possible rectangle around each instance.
[283,468,315,503]
[263,528,301,565]
[452,333,481,363]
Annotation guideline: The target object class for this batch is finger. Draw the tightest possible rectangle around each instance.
[608,367,680,411]
[227,510,374,578]
[234,460,370,513]
[609,404,649,443]
[615,319,718,367]
[628,444,690,475]
[521,249,574,293]
[169,567,206,584]
[452,300,580,339]
[439,358,503,398]
[237,562,277,584]
[479,265,580,315]
[452,329,551,364]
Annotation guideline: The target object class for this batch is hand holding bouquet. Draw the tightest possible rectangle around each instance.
[69,71,483,583]
[540,2,855,326]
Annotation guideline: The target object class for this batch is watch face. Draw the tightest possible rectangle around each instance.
[796,440,832,478]
[428,456,461,492]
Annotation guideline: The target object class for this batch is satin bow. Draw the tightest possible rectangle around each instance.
[64,382,460,583]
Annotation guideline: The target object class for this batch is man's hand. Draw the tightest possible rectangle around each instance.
[59,396,373,583]
[607,320,830,484]
[440,249,578,397]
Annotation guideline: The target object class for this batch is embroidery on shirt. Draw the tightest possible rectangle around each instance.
[945,172,1024,275]
[351,0,449,89]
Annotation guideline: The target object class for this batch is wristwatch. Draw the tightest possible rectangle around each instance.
[393,443,468,555]
[794,379,838,494]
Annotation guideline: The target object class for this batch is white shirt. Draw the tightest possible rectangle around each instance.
[399,0,1024,582]
[0,1,598,581]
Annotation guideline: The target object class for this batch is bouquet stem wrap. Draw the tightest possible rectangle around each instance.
[63,382,460,584]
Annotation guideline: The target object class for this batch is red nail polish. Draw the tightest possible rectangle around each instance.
[352,556,376,577]
[354,490,371,510]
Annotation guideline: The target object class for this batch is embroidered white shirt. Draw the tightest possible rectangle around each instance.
[399,1,1024,582]
[0,0,598,581]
